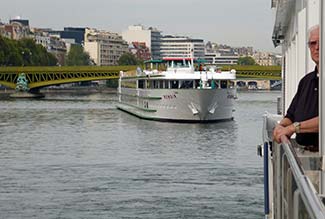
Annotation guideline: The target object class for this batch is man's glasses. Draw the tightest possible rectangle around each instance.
[308,40,319,47]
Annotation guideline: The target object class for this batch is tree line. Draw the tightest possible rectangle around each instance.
[0,35,58,66]
[0,35,142,67]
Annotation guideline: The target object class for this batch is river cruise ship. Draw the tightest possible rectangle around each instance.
[117,58,236,122]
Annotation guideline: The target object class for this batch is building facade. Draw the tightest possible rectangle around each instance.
[0,17,31,40]
[205,53,239,65]
[252,52,281,66]
[122,25,162,59]
[129,42,151,61]
[60,27,86,45]
[34,32,67,66]
[84,28,128,66]
[160,35,205,59]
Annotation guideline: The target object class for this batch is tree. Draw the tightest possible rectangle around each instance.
[238,56,257,65]
[65,44,91,66]
[0,36,57,66]
[118,52,139,65]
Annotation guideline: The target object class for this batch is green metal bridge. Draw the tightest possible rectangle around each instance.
[0,66,135,90]
[0,65,281,91]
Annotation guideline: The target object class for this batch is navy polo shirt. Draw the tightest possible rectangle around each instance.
[285,67,319,147]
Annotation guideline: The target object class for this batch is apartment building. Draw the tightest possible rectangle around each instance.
[160,35,205,59]
[129,42,151,61]
[0,17,31,40]
[252,51,281,66]
[34,31,67,65]
[122,25,162,59]
[205,53,239,65]
[84,28,128,66]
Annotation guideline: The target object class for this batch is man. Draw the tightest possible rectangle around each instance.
[273,25,319,150]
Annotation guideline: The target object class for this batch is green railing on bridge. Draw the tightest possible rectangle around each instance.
[0,66,136,89]
[221,65,281,80]
[0,65,282,90]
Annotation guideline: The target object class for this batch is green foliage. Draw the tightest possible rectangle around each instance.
[118,52,140,65]
[106,79,118,88]
[238,56,257,65]
[65,44,91,66]
[0,35,57,66]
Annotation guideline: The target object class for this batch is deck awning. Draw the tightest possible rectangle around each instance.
[272,0,296,47]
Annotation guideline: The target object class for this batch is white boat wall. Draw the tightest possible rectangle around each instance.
[117,58,236,122]
[261,0,325,218]
[118,87,236,122]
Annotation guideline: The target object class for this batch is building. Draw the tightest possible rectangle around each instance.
[122,25,162,59]
[84,28,128,66]
[34,30,67,65]
[129,42,151,61]
[60,27,86,45]
[160,35,205,59]
[0,17,31,40]
[205,53,239,65]
[252,52,281,66]
[205,41,254,57]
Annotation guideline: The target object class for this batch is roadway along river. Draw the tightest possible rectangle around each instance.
[0,91,279,218]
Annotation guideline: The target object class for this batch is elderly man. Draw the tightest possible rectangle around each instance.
[273,25,319,151]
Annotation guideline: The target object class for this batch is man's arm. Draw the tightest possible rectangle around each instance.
[300,116,319,133]
[273,117,319,143]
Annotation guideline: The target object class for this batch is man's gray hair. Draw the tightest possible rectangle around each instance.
[308,25,319,39]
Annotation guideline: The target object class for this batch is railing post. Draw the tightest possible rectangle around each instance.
[320,0,325,196]
[264,142,270,215]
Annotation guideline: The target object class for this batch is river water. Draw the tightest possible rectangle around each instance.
[0,91,279,219]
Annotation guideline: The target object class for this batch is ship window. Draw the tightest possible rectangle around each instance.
[148,80,154,89]
[195,80,201,88]
[214,80,220,89]
[171,80,179,89]
[221,80,227,89]
[163,80,169,89]
[154,80,159,89]
[229,81,235,88]
[180,80,193,89]
[121,80,136,88]
[138,80,144,89]
[159,80,164,89]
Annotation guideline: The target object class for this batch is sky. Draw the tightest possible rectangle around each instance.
[1,0,278,52]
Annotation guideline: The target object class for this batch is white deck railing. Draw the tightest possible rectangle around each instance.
[263,114,325,219]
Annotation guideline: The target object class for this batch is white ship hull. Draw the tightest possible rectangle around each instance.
[117,87,236,122]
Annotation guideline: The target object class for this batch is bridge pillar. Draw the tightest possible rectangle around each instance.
[10,73,45,98]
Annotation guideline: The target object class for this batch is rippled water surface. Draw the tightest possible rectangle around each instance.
[0,91,279,218]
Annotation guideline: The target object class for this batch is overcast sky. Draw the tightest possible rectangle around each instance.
[1,0,278,52]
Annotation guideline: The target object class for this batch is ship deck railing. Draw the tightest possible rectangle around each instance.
[262,113,325,219]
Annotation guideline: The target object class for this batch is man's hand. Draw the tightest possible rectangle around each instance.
[273,124,295,143]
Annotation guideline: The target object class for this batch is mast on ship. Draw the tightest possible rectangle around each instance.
[190,43,194,71]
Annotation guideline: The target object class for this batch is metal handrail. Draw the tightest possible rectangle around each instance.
[280,135,325,219]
